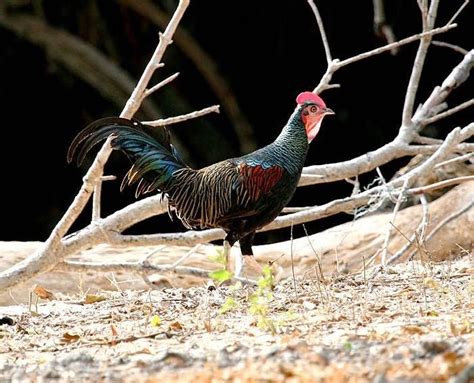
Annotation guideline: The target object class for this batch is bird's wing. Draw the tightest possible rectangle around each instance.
[233,161,285,206]
[166,160,286,230]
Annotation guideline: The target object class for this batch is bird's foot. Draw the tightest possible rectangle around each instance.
[234,254,263,278]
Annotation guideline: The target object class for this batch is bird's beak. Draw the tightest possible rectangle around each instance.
[322,107,335,115]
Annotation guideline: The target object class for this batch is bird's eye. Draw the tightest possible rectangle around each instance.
[310,106,318,113]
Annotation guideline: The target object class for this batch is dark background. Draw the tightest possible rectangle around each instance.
[0,0,472,242]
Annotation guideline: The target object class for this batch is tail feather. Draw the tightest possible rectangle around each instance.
[68,117,187,195]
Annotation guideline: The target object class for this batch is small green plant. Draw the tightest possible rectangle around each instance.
[219,297,238,314]
[342,340,353,352]
[208,247,227,265]
[212,261,276,333]
[249,265,276,333]
[209,269,233,283]
[208,247,233,284]
[150,315,161,327]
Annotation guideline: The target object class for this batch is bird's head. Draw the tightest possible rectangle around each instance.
[296,91,334,143]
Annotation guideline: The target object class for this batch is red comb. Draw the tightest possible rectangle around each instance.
[296,91,326,107]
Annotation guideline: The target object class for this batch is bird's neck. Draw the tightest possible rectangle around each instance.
[271,106,309,173]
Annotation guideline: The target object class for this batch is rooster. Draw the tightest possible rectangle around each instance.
[68,92,333,276]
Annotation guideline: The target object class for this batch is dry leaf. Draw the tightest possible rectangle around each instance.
[169,321,183,331]
[33,285,54,300]
[84,294,106,304]
[204,320,212,333]
[402,325,426,335]
[449,320,472,336]
[62,332,80,343]
[111,324,118,337]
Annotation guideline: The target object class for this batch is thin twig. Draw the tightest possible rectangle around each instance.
[314,23,457,94]
[143,105,220,127]
[372,0,398,54]
[417,194,430,242]
[144,72,180,97]
[307,0,332,64]
[57,260,257,286]
[409,175,474,195]
[432,40,469,55]
[335,24,455,70]
[92,175,117,221]
[302,224,325,281]
[290,222,298,299]
[381,178,410,266]
[423,99,474,126]
[168,244,201,269]
[408,198,474,261]
[435,152,474,168]
[371,194,430,279]
[447,0,470,25]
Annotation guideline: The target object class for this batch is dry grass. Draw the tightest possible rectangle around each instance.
[0,255,472,382]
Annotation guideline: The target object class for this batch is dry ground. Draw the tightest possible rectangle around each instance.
[0,255,472,382]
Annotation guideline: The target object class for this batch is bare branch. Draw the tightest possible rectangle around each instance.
[413,49,474,127]
[423,98,474,126]
[120,1,190,119]
[396,125,469,184]
[2,2,472,291]
[372,0,398,54]
[304,50,474,186]
[143,105,220,127]
[413,135,443,144]
[0,0,191,291]
[307,0,332,64]
[313,23,457,94]
[56,260,256,286]
[409,176,474,195]
[63,125,470,254]
[120,0,257,153]
[299,142,474,187]
[401,0,440,127]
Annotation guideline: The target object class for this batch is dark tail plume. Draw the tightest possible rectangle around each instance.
[67,117,187,196]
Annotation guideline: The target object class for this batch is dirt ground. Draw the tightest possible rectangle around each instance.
[0,256,474,382]
[0,255,472,382]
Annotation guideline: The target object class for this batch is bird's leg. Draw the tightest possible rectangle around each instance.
[237,232,262,277]
[233,248,244,277]
[223,239,233,272]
